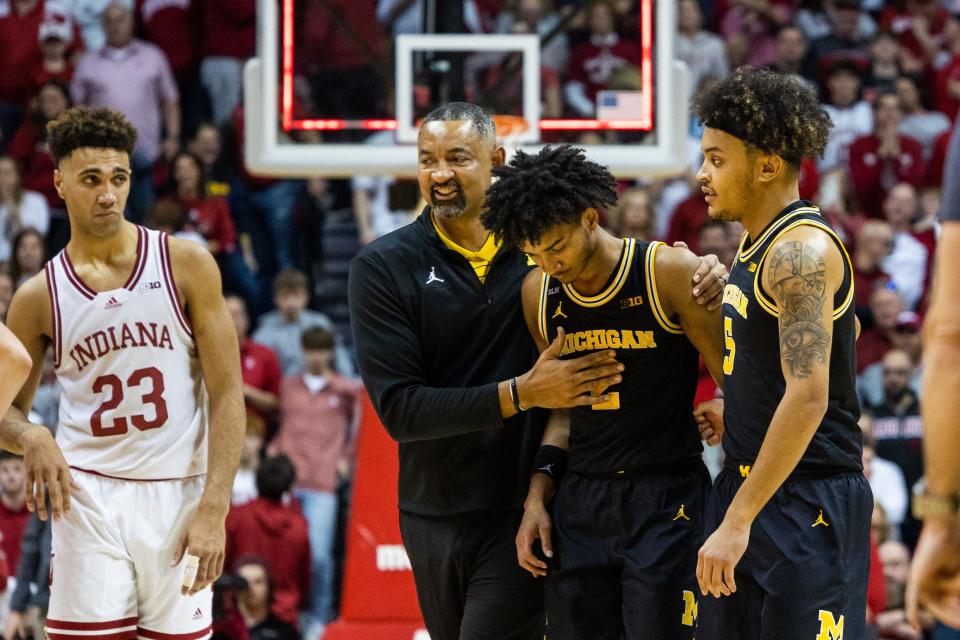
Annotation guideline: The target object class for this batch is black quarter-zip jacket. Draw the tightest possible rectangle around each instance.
[348,209,545,516]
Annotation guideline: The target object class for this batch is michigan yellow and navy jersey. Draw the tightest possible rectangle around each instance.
[721,201,862,475]
[539,239,702,474]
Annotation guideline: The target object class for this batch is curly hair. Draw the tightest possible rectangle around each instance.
[692,67,832,166]
[47,106,137,166]
[481,145,618,247]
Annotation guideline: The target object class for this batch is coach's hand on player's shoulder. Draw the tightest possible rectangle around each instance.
[672,242,728,311]
[906,518,960,630]
[516,501,553,578]
[174,504,227,596]
[697,519,748,598]
[695,399,725,446]
[516,327,623,409]
[20,424,78,522]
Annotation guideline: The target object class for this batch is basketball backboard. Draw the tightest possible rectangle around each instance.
[244,0,690,178]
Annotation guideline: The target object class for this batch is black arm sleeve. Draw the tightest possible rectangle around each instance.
[941,115,960,222]
[348,254,506,443]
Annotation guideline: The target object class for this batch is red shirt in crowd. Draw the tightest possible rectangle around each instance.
[7,121,59,208]
[666,193,709,253]
[694,359,718,407]
[567,34,640,104]
[226,498,311,626]
[880,4,952,63]
[867,535,886,619]
[201,0,255,59]
[28,63,73,99]
[0,500,30,573]
[927,126,953,186]
[798,156,820,201]
[239,338,282,422]
[848,134,925,217]
[273,374,360,495]
[0,0,64,103]
[181,196,238,254]
[934,54,960,122]
[137,0,199,76]
[856,326,893,374]
[853,266,891,312]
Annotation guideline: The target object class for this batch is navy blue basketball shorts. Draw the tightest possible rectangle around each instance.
[698,469,873,640]
[545,461,710,640]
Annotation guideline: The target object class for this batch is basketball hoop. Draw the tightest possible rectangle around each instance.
[493,114,530,160]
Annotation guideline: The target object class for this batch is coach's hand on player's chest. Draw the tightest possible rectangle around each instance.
[516,327,624,410]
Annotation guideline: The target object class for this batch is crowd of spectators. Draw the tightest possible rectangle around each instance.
[0,0,957,638]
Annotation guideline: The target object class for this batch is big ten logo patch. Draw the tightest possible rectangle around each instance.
[681,590,698,627]
[816,610,844,640]
[139,280,162,293]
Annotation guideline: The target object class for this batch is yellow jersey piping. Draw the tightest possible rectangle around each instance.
[562,239,636,308]
[738,207,821,262]
[644,241,684,335]
[537,271,550,342]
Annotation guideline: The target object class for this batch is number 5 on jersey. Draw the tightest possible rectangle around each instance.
[91,367,168,436]
[723,317,736,375]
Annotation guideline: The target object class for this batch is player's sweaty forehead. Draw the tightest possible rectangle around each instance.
[61,147,131,176]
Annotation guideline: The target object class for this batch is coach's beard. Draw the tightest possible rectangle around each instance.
[431,186,468,218]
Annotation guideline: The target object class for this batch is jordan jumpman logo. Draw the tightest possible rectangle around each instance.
[425,267,445,284]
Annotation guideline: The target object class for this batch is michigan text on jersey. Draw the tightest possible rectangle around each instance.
[560,329,657,355]
[722,284,749,319]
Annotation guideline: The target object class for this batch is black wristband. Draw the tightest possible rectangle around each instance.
[532,444,567,483]
[510,377,526,412]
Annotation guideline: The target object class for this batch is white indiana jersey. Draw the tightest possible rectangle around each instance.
[45,225,207,480]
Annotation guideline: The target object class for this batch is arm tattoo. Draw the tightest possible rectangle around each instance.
[768,241,830,379]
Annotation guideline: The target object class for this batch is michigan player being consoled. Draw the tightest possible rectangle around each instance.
[481,145,727,639]
[692,69,872,640]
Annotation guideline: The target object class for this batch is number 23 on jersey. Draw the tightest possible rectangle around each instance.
[91,366,168,436]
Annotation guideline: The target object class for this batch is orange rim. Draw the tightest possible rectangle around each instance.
[492,114,529,139]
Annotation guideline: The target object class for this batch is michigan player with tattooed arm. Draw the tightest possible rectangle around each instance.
[481,145,726,640]
[692,69,871,640]
[0,107,245,640]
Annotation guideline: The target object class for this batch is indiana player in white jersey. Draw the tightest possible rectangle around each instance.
[0,107,244,640]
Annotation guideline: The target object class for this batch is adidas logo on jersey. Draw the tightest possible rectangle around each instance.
[192,608,203,620]
[104,296,122,310]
